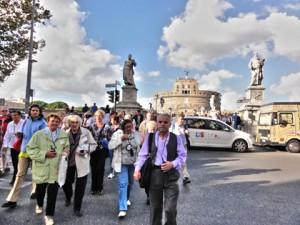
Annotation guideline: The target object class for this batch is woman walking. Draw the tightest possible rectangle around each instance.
[88,110,110,195]
[109,119,140,218]
[2,104,46,209]
[27,114,69,225]
[63,115,96,217]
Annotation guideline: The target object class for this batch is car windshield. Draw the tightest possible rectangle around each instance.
[259,113,272,126]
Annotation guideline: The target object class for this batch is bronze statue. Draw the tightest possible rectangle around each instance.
[123,54,137,86]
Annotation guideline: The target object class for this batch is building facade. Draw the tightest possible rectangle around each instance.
[153,76,221,115]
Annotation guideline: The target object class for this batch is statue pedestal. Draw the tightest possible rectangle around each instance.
[237,85,266,137]
[116,86,142,114]
[246,85,265,105]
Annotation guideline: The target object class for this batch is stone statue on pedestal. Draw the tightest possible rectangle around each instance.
[248,53,265,86]
[123,54,137,86]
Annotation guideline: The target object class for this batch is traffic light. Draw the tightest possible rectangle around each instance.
[107,90,114,103]
[115,90,120,102]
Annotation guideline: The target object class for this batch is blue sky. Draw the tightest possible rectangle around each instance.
[1,0,300,110]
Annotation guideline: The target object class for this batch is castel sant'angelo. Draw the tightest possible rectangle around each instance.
[154,75,221,115]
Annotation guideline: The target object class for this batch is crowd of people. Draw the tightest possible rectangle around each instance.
[0,105,191,225]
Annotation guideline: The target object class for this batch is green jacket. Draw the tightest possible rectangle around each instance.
[27,129,70,184]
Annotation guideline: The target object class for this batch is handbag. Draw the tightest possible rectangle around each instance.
[57,155,68,187]
[139,133,154,189]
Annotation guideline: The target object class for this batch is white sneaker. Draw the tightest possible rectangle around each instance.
[127,200,131,206]
[35,205,43,214]
[107,173,115,179]
[118,211,127,218]
[44,216,54,225]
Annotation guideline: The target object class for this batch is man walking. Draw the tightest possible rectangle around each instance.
[134,113,186,225]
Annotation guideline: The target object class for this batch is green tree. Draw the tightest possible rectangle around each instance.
[31,100,48,108]
[47,101,69,110]
[0,0,51,81]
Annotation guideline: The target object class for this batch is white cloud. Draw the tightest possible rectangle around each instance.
[158,0,300,69]
[148,71,161,77]
[197,69,240,91]
[221,90,241,111]
[285,3,300,10]
[0,0,121,106]
[270,72,300,101]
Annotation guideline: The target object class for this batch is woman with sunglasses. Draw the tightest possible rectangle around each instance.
[109,119,141,218]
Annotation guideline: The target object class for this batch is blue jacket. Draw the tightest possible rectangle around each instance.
[21,117,47,152]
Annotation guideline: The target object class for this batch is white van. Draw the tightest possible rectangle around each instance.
[184,116,253,152]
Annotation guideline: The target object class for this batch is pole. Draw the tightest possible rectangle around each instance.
[25,0,35,112]
[114,80,117,112]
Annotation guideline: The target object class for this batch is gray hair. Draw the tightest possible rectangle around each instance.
[68,115,83,127]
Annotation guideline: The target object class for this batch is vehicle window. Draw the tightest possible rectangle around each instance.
[279,113,293,124]
[259,113,272,126]
[185,119,206,129]
[206,120,225,131]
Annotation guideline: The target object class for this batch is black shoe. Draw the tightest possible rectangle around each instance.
[146,197,150,205]
[65,200,71,207]
[183,177,191,185]
[74,210,83,217]
[97,190,103,196]
[30,193,37,199]
[1,201,17,208]
[4,168,10,173]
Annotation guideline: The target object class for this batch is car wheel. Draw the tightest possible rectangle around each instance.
[286,139,300,153]
[232,139,248,152]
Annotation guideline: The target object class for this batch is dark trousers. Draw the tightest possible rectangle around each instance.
[90,148,106,192]
[36,183,59,216]
[149,168,180,225]
[10,148,19,182]
[63,166,87,211]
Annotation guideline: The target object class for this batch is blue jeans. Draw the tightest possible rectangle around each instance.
[118,164,134,211]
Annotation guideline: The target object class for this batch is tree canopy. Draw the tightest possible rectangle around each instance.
[47,101,69,110]
[0,0,51,81]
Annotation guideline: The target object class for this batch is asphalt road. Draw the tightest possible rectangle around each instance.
[1,147,300,225]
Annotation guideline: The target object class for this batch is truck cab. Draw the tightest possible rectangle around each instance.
[256,102,300,153]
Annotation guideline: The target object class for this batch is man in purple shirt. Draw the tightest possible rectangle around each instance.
[134,114,186,225]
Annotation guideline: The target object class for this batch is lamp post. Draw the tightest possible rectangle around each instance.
[25,0,35,112]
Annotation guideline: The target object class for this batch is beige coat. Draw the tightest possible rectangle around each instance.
[108,129,141,173]
[66,127,97,178]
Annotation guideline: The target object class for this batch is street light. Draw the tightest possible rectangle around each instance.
[25,0,35,112]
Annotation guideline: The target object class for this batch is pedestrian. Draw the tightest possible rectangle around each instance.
[2,104,46,209]
[91,103,98,114]
[63,115,96,217]
[82,104,89,113]
[232,112,241,130]
[107,115,121,179]
[0,107,12,175]
[133,110,144,131]
[1,111,24,185]
[108,119,141,218]
[134,113,187,225]
[170,114,191,185]
[26,113,69,225]
[88,109,110,195]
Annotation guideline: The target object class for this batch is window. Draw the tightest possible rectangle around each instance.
[207,120,229,131]
[279,113,293,124]
[259,113,272,126]
[185,119,207,129]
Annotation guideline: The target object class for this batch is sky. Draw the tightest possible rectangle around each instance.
[1,0,300,110]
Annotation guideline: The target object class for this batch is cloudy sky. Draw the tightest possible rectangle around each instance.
[1,0,300,110]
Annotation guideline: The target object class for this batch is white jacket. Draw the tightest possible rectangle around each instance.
[109,129,141,173]
[66,127,97,178]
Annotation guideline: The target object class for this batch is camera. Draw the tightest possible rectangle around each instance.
[79,150,85,154]
[126,144,134,157]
